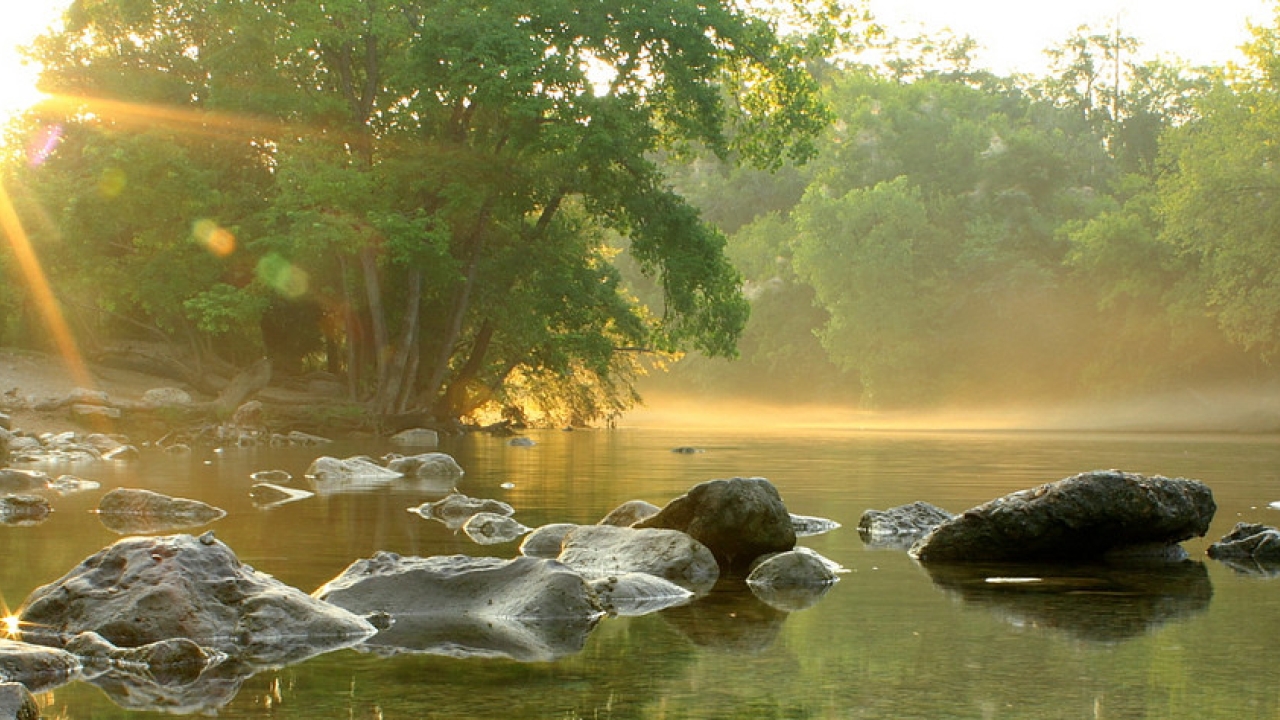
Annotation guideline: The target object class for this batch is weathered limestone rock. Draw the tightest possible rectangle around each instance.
[19,533,377,665]
[910,470,1217,564]
[95,488,226,535]
[557,524,720,592]
[635,477,796,570]
[519,523,580,558]
[314,553,603,662]
[389,428,439,447]
[858,501,954,549]
[0,639,81,693]
[384,452,464,481]
[598,499,660,527]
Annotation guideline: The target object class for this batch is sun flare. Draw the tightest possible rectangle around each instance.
[0,4,68,133]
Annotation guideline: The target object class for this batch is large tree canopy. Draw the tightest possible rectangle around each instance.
[5,0,833,423]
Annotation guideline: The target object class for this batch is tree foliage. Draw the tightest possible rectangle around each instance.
[5,0,834,423]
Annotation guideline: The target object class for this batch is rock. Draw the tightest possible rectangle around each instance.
[557,524,720,593]
[102,444,140,461]
[0,681,39,720]
[598,499,661,527]
[410,493,514,529]
[0,468,49,492]
[65,631,222,682]
[0,494,51,525]
[0,639,81,693]
[249,469,293,483]
[635,477,796,571]
[19,534,376,665]
[462,512,531,545]
[508,436,536,447]
[249,482,315,509]
[305,455,403,487]
[384,452,464,481]
[590,572,694,616]
[47,474,100,493]
[858,501,954,549]
[910,470,1217,564]
[281,430,332,446]
[141,387,193,407]
[745,548,843,612]
[671,446,703,454]
[0,412,10,431]
[389,428,439,447]
[519,523,580,558]
[314,553,603,662]
[95,488,226,534]
[72,404,121,421]
[1207,522,1280,570]
[791,513,842,537]
[67,388,110,407]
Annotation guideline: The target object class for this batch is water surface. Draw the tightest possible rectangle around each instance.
[5,427,1280,719]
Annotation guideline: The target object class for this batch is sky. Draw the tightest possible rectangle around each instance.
[0,0,1276,122]
[871,0,1277,75]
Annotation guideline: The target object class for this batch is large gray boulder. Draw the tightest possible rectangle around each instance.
[635,477,796,570]
[314,553,603,662]
[0,639,80,693]
[519,523,580,558]
[95,487,226,535]
[910,470,1216,563]
[18,533,376,665]
[598,499,660,527]
[556,524,720,592]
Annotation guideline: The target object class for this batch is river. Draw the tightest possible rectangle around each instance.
[4,426,1280,718]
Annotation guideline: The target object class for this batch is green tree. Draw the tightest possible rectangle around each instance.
[7,0,835,423]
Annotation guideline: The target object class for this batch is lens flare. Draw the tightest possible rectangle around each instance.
[2,615,18,638]
[25,123,62,167]
[192,218,236,257]
[257,252,309,298]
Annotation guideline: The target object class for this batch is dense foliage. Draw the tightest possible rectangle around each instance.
[6,2,1280,419]
[659,15,1280,407]
[1,0,835,424]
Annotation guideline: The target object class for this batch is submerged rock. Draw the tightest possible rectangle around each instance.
[746,547,843,613]
[0,468,49,492]
[0,639,81,693]
[384,452,464,481]
[0,494,51,525]
[858,501,954,549]
[462,512,531,545]
[790,513,842,538]
[314,553,602,662]
[910,470,1216,564]
[305,455,402,482]
[590,573,694,616]
[410,493,514,530]
[389,428,439,447]
[635,477,796,571]
[1207,522,1280,575]
[249,482,315,510]
[19,533,377,666]
[557,524,720,593]
[95,488,226,535]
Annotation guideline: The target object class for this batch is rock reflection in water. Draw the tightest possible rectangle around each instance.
[923,560,1213,642]
[355,613,601,662]
[658,579,788,653]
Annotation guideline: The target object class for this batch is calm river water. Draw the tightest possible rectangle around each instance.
[5,426,1280,719]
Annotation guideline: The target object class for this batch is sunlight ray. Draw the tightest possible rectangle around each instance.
[0,177,94,391]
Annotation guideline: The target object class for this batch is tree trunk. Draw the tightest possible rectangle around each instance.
[377,268,422,415]
[438,319,494,419]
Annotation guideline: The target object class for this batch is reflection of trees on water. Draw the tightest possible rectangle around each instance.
[923,560,1213,642]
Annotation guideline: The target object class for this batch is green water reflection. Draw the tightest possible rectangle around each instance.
[6,428,1280,718]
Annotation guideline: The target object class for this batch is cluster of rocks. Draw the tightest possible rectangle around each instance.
[0,418,844,713]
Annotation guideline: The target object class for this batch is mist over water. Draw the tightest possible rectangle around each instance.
[626,382,1280,433]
